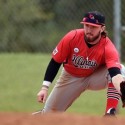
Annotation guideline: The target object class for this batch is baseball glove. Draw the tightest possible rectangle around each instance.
[120,81,125,107]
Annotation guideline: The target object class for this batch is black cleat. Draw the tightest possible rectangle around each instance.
[104,108,116,117]
[32,109,45,115]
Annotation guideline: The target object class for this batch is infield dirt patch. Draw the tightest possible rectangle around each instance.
[0,112,125,125]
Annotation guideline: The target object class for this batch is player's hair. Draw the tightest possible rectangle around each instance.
[101,29,108,38]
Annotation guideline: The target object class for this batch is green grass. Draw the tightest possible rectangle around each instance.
[0,53,125,116]
[0,53,51,112]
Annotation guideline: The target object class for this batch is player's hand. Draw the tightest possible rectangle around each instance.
[37,87,48,103]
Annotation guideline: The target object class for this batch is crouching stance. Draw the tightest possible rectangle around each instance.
[37,11,125,116]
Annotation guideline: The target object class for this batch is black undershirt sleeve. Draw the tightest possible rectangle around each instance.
[44,59,121,82]
[108,67,121,78]
[44,58,62,82]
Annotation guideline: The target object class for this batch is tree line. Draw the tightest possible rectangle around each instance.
[0,0,125,61]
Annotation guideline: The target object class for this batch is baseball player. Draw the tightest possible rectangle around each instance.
[37,11,125,116]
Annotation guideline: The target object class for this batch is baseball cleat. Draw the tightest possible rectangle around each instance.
[32,109,44,115]
[104,108,116,117]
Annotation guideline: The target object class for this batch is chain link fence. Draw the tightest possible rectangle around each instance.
[0,0,125,60]
[121,0,125,61]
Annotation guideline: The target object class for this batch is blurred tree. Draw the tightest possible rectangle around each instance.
[0,0,124,62]
[0,0,43,52]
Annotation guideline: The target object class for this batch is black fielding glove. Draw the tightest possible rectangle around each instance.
[120,81,125,107]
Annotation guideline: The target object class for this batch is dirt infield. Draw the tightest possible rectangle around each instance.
[0,112,125,125]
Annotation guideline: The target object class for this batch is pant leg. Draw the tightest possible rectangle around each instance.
[43,68,88,112]
[87,66,109,90]
[87,64,125,90]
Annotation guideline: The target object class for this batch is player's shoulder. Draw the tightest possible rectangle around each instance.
[105,37,114,44]
[105,37,112,42]
[68,28,84,34]
[74,28,84,35]
[66,29,84,39]
[103,36,118,54]
[102,36,115,47]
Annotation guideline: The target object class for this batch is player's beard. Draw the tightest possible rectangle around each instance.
[84,31,101,44]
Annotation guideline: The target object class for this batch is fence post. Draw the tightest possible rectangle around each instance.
[113,0,121,59]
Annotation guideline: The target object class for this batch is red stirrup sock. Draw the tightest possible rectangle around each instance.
[105,82,121,114]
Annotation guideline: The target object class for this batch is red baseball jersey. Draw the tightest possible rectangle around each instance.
[52,29,121,77]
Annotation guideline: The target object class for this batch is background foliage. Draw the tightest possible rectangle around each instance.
[0,0,125,61]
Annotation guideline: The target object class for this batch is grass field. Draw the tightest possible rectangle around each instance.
[0,53,125,116]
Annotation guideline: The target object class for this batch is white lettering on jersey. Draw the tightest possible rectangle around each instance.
[53,47,58,55]
[72,54,97,69]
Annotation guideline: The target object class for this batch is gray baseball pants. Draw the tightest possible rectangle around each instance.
[43,66,109,112]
